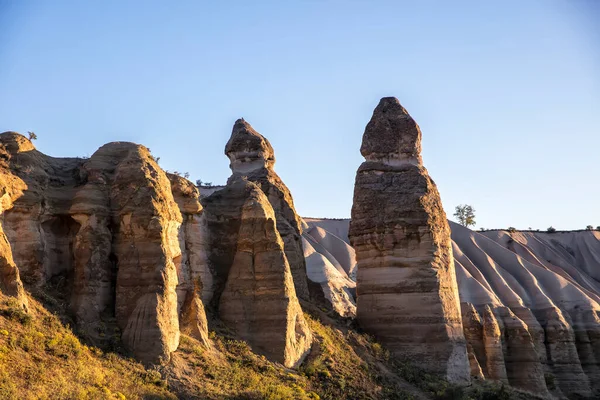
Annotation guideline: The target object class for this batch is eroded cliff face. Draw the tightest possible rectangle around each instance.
[453,221,600,397]
[0,133,210,364]
[348,98,470,383]
[167,174,211,347]
[202,179,312,367]
[218,180,312,367]
[306,215,600,398]
[224,119,309,301]
[0,134,29,310]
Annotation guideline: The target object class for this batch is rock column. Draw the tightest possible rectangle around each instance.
[349,97,469,383]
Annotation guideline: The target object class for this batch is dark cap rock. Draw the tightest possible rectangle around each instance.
[360,97,422,165]
[225,119,275,173]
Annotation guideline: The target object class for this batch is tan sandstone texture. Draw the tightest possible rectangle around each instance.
[203,179,312,367]
[348,97,470,383]
[0,132,210,364]
[167,173,211,347]
[0,133,30,310]
[224,119,309,301]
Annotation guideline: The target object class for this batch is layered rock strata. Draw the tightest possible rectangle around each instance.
[348,98,470,383]
[203,179,312,367]
[168,174,211,347]
[0,132,210,364]
[303,216,600,397]
[0,134,29,310]
[224,119,309,301]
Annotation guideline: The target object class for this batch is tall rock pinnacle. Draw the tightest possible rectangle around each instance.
[222,119,310,300]
[348,97,470,383]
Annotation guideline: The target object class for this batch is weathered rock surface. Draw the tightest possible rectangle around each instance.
[168,174,210,347]
[218,180,311,367]
[348,98,470,383]
[0,132,211,364]
[109,143,182,364]
[224,119,309,301]
[0,133,29,309]
[304,215,600,397]
[301,226,356,318]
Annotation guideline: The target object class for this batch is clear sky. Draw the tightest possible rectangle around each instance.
[1,1,598,230]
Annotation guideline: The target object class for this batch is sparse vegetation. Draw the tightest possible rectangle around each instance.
[0,294,175,400]
[547,226,557,233]
[454,204,476,228]
[27,131,37,141]
[507,227,516,233]
[1,293,543,400]
[586,225,594,231]
[196,179,215,187]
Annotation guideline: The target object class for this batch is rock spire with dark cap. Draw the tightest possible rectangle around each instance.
[349,97,470,383]
[220,119,310,300]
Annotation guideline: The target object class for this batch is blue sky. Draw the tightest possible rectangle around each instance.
[1,1,598,229]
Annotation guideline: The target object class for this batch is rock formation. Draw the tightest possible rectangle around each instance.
[348,97,470,383]
[304,215,600,397]
[0,134,29,310]
[168,174,211,347]
[109,143,182,364]
[202,179,312,367]
[218,180,311,367]
[0,132,210,364]
[224,119,309,301]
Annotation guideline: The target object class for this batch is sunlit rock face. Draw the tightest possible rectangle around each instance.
[348,98,470,384]
[167,174,211,347]
[0,132,211,365]
[0,133,30,310]
[224,119,309,301]
[203,179,312,367]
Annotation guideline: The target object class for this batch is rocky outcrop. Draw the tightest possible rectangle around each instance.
[0,134,29,309]
[452,221,598,397]
[348,98,470,383]
[109,143,182,364]
[224,119,309,301]
[537,307,590,398]
[0,133,211,365]
[218,180,311,367]
[168,174,210,347]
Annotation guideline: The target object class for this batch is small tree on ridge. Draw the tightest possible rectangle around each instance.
[454,204,476,228]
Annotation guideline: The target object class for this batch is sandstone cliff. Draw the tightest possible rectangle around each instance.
[0,132,210,364]
[348,98,470,383]
[0,133,29,310]
[202,179,312,367]
[218,180,312,367]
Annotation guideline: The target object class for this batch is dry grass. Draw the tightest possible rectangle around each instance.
[1,293,543,400]
[0,294,176,400]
